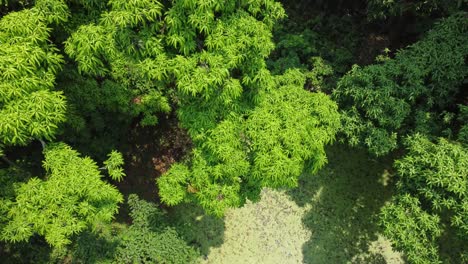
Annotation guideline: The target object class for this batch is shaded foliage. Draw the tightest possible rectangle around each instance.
[334,13,468,156]
[70,194,200,264]
[380,135,468,264]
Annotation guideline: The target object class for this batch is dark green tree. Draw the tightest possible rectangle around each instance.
[367,0,465,19]
[380,134,468,264]
[334,12,468,156]
[70,194,200,264]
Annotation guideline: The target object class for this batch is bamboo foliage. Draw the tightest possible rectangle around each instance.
[334,13,468,156]
[103,150,126,181]
[1,143,123,248]
[159,70,340,216]
[62,0,338,215]
[380,135,468,264]
[0,7,66,146]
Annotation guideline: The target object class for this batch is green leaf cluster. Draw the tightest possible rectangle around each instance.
[268,14,361,79]
[380,134,468,263]
[0,7,66,146]
[56,68,135,157]
[1,143,123,248]
[159,70,340,216]
[59,0,340,216]
[112,194,199,264]
[63,0,286,128]
[380,194,442,264]
[64,0,169,126]
[334,12,468,156]
[103,150,126,181]
[70,194,199,264]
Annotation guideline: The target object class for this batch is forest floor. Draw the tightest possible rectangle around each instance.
[164,144,406,264]
[115,115,192,222]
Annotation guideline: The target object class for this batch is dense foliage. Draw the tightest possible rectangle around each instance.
[380,135,468,263]
[0,6,65,147]
[159,70,340,216]
[55,0,340,215]
[334,13,468,156]
[1,143,124,248]
[0,0,466,263]
[367,0,464,19]
[67,195,199,264]
[112,195,199,263]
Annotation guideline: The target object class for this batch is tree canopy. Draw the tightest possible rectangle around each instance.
[1,143,123,248]
[0,0,466,263]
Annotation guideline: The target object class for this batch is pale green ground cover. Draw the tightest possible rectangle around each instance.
[169,145,405,263]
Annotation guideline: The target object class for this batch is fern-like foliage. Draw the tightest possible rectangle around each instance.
[0,7,66,146]
[103,150,126,181]
[380,134,468,264]
[334,13,468,156]
[62,0,339,216]
[1,143,123,248]
[159,70,340,216]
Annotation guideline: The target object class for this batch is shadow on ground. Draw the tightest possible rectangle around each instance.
[166,203,226,257]
[115,114,192,223]
[288,144,402,264]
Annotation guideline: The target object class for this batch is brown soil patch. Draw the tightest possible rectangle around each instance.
[115,114,192,222]
[357,33,390,65]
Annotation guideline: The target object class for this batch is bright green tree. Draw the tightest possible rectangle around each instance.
[158,70,340,216]
[1,143,124,248]
[61,0,340,215]
[0,6,66,150]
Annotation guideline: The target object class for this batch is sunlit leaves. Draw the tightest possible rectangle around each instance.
[160,70,340,216]
[247,69,340,187]
[103,150,126,182]
[64,24,109,75]
[158,164,190,206]
[61,0,337,217]
[380,194,442,264]
[396,135,467,226]
[34,0,69,24]
[0,7,65,146]
[0,91,66,145]
[1,143,123,248]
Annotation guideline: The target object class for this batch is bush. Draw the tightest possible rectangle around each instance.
[334,13,468,156]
